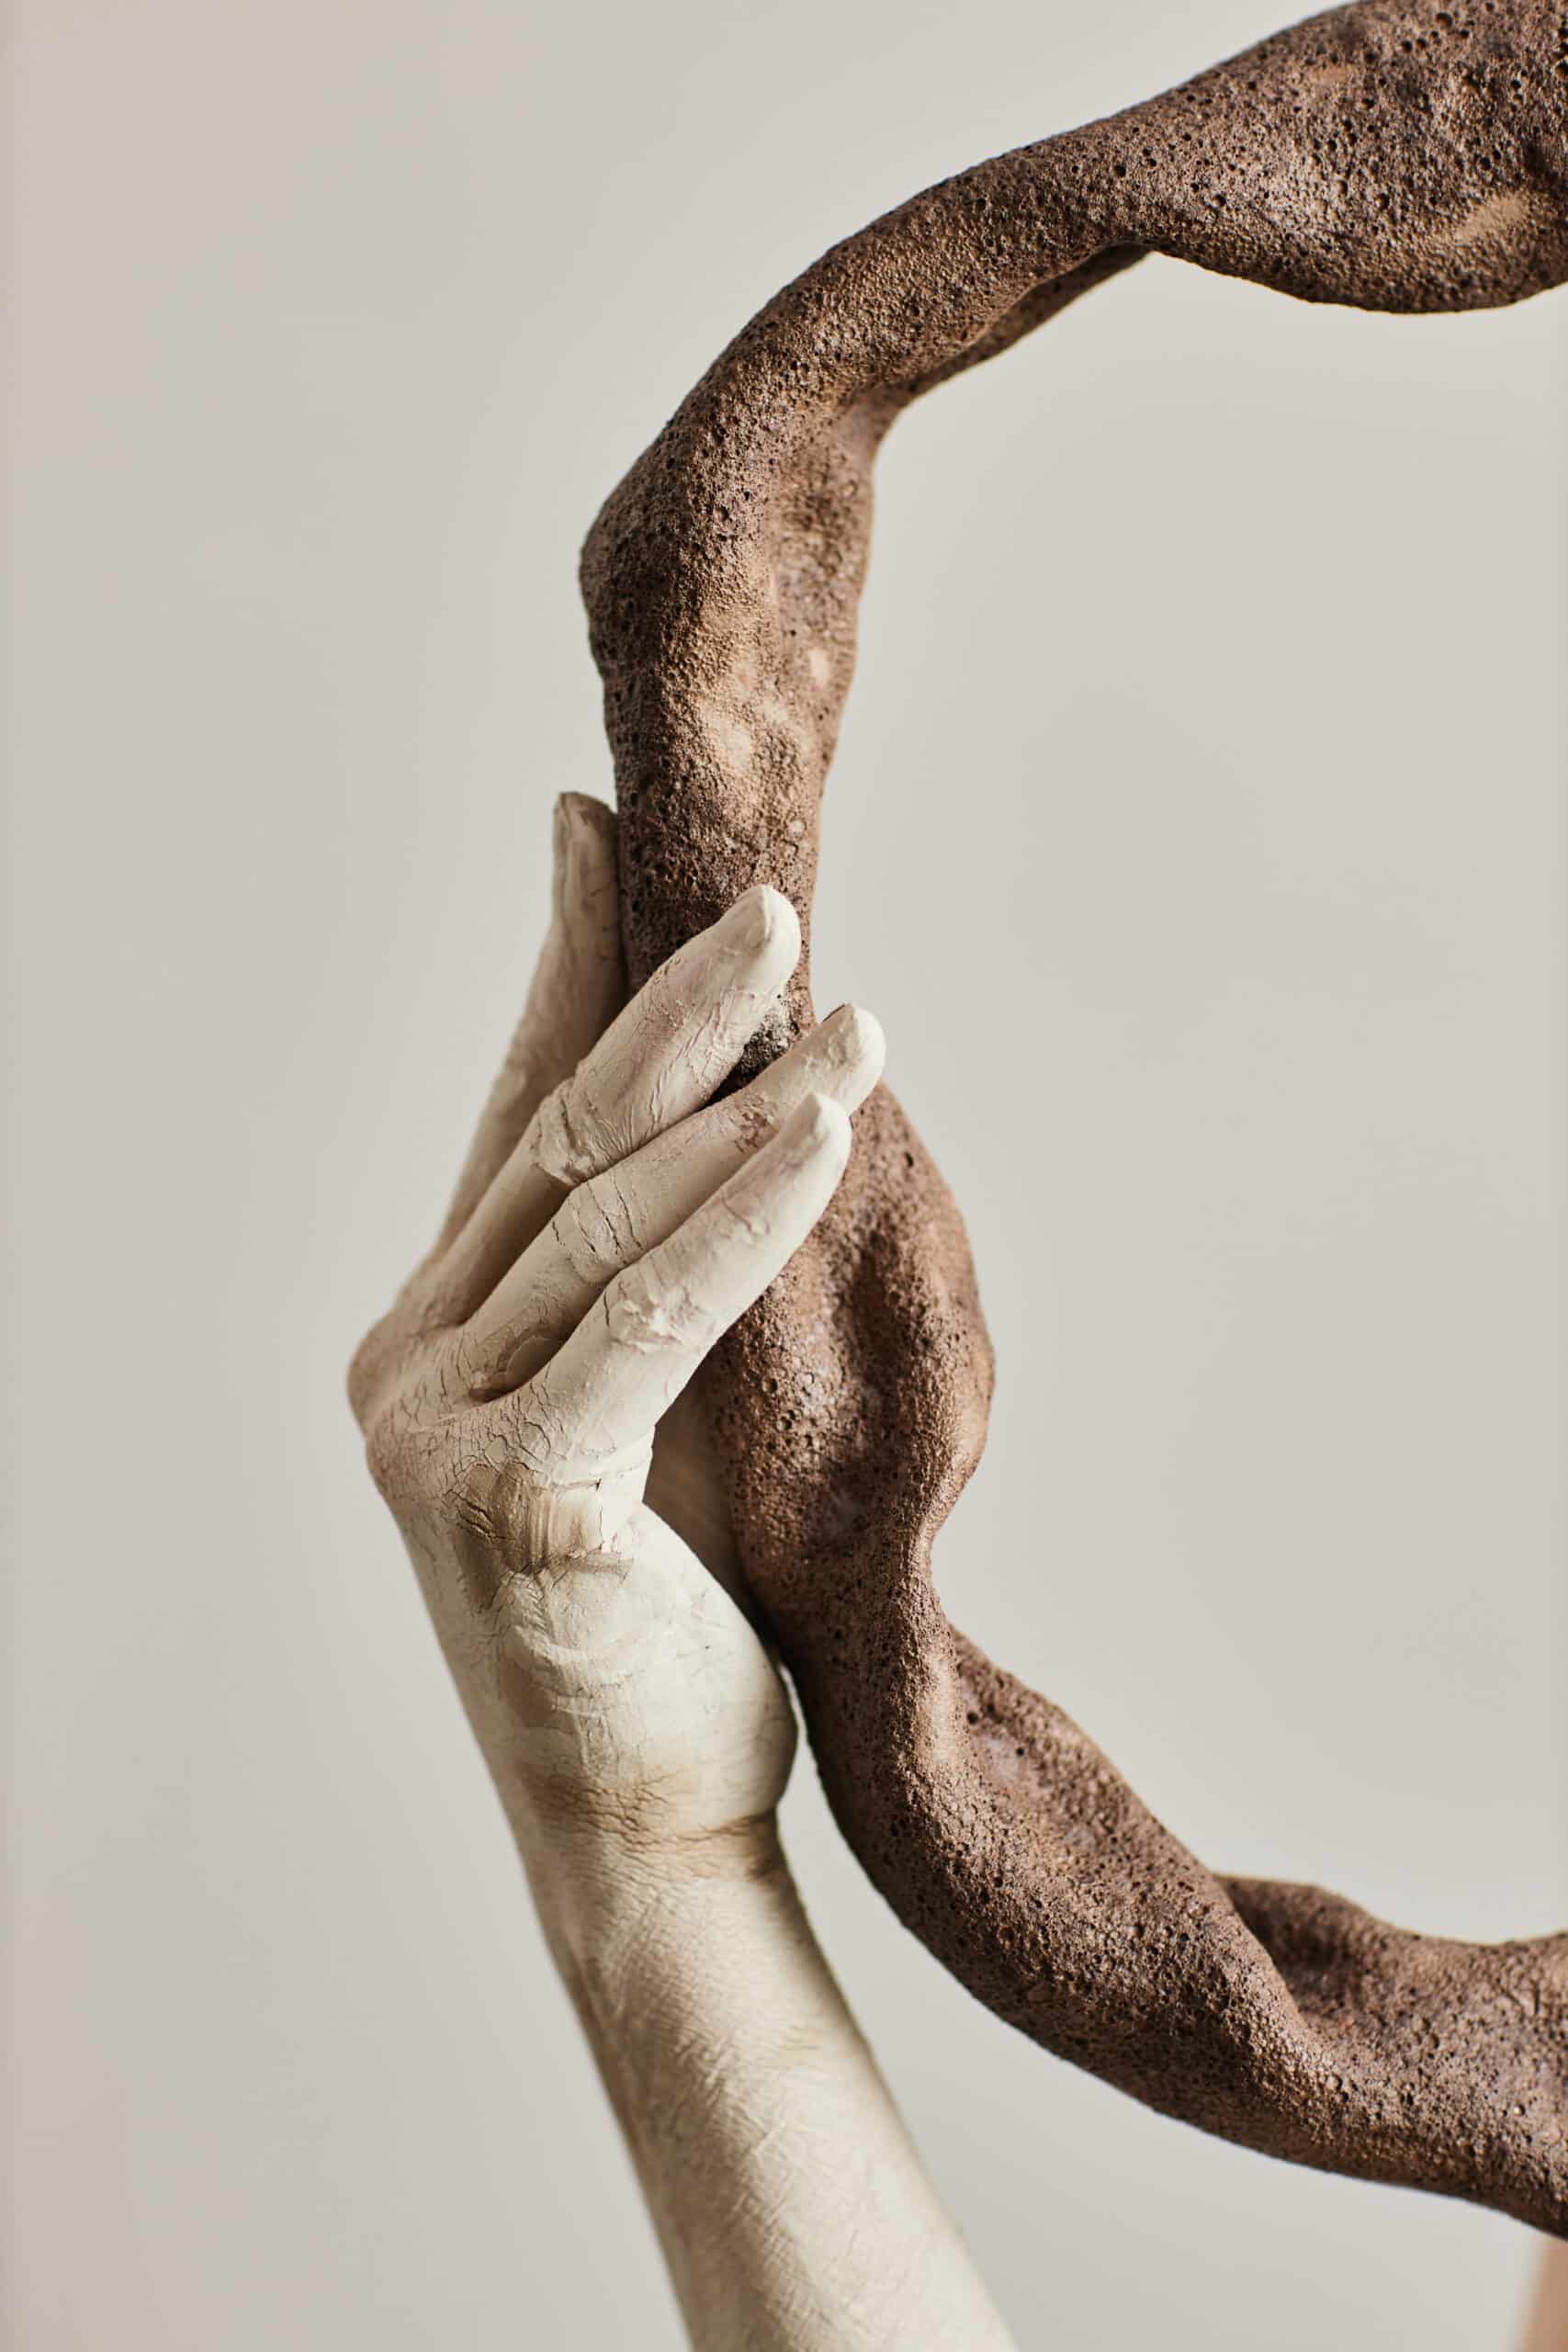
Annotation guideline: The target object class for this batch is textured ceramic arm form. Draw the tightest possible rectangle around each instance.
[580,0,1568,2231]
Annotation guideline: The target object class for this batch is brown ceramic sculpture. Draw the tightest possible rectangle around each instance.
[580,0,1568,2231]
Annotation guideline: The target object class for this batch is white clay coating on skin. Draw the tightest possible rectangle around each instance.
[526,885,799,1189]
[493,1491,787,1814]
[430,881,805,1322]
[513,1094,852,1486]
[460,1002,884,1394]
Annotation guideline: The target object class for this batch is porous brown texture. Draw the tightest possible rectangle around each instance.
[581,0,1568,2230]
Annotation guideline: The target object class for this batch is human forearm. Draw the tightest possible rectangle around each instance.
[525,1824,1016,2352]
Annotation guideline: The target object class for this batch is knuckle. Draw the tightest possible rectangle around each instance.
[715,1191,770,1245]
[725,1094,779,1154]
[456,1315,570,1418]
[509,1385,574,1477]
[454,1322,518,1406]
[442,1454,544,1614]
[528,1076,604,1190]
[446,1452,528,1544]
[549,1171,638,1283]
[604,1264,716,1354]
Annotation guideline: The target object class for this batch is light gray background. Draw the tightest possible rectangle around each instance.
[6,1,1564,2345]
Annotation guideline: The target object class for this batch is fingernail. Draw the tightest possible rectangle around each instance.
[824,1003,885,1076]
[717,884,797,963]
[784,1090,849,1157]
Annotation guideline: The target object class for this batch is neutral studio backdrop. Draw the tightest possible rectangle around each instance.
[6,1,1565,2345]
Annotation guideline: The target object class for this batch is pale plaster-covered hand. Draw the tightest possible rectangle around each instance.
[348,792,884,1864]
[350,797,1017,2350]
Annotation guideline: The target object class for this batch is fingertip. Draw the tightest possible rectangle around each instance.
[787,1088,852,1164]
[560,794,617,883]
[551,796,621,963]
[558,790,616,844]
[550,794,571,887]
[722,883,801,977]
[829,1002,886,1088]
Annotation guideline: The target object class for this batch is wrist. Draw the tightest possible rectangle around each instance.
[514,1805,791,1983]
[520,1815,849,2139]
